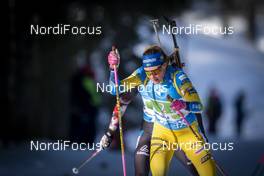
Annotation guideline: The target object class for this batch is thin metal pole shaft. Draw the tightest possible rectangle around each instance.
[113,47,127,176]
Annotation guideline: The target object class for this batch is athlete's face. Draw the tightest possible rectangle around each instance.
[144,63,167,84]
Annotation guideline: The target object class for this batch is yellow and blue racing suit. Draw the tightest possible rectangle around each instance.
[109,65,216,176]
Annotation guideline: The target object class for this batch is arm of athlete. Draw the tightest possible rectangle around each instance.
[100,90,138,149]
[171,70,203,113]
[107,49,142,95]
[101,48,144,149]
[170,70,208,141]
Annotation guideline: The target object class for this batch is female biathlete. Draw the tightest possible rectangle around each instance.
[100,45,215,175]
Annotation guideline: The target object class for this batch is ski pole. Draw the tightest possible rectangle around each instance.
[150,19,162,48]
[112,46,127,176]
[177,109,227,176]
[167,95,227,176]
[72,148,102,175]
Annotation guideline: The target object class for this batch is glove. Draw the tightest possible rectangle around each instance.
[100,130,114,149]
[170,100,187,112]
[108,50,120,69]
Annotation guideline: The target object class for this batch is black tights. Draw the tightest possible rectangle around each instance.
[134,121,199,176]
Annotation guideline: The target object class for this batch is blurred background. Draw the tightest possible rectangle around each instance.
[4,0,264,175]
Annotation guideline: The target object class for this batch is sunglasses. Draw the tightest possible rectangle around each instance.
[145,66,163,77]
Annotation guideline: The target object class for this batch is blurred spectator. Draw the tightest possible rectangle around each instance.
[70,64,101,144]
[205,87,223,135]
[234,91,246,137]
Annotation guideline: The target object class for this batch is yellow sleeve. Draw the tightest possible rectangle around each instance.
[109,67,144,94]
[173,70,203,112]
[120,70,143,91]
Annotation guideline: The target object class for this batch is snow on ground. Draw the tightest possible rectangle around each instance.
[0,138,263,176]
